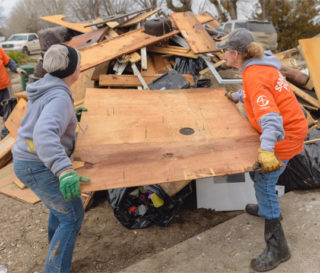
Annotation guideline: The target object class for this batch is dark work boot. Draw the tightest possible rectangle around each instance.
[245,204,283,220]
[251,218,291,272]
[245,204,259,217]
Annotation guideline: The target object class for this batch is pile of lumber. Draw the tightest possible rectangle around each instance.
[1,8,320,206]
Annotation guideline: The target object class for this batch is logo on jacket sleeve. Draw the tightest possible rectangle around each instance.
[257,95,270,108]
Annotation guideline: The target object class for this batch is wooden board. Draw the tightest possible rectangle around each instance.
[118,9,161,28]
[170,12,217,53]
[5,98,27,138]
[41,14,94,33]
[64,27,108,50]
[99,74,194,87]
[0,134,15,169]
[147,44,199,59]
[74,88,260,192]
[70,67,95,102]
[79,14,214,71]
[202,11,220,29]
[0,162,40,204]
[289,83,320,109]
[299,37,320,101]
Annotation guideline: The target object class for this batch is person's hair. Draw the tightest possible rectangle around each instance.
[242,42,264,60]
[43,44,81,74]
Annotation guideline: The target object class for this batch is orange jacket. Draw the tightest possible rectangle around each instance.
[0,47,11,90]
[242,65,308,160]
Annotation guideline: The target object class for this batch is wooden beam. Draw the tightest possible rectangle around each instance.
[147,45,199,59]
[99,74,195,87]
[0,134,15,169]
[118,8,161,28]
[170,12,217,53]
[5,99,28,138]
[289,82,320,109]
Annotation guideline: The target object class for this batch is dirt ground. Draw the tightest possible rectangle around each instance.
[0,66,245,273]
[0,192,242,273]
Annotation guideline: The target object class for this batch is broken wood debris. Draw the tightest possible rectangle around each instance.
[2,8,320,206]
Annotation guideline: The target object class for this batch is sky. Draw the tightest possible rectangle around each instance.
[1,0,19,16]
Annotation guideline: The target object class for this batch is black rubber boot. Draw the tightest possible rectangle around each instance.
[251,218,291,272]
[245,204,259,217]
[245,204,283,220]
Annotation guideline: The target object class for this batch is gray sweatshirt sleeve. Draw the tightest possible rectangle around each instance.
[258,112,285,151]
[33,96,74,176]
[230,89,244,103]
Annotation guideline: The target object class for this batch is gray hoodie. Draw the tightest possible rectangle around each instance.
[12,73,77,176]
[231,51,285,151]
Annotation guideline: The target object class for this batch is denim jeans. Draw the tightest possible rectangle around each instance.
[13,159,84,273]
[249,160,288,220]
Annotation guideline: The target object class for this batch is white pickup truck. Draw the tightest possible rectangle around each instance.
[0,33,41,55]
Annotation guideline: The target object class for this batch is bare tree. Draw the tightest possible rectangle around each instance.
[136,0,164,9]
[208,0,238,21]
[166,0,193,12]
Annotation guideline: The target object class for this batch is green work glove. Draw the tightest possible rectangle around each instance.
[256,148,281,173]
[59,169,90,200]
[75,106,88,122]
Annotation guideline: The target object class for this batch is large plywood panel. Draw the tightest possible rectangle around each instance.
[171,12,217,53]
[74,88,260,192]
[299,37,320,101]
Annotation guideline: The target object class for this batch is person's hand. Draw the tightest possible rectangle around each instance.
[254,148,281,173]
[16,67,28,76]
[59,169,90,200]
[75,106,88,122]
[226,90,238,103]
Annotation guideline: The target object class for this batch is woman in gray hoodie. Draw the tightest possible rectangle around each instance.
[12,44,90,273]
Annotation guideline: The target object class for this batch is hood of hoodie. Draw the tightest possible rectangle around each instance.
[26,73,72,102]
[241,50,280,72]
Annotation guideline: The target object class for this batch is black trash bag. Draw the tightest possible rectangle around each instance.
[173,56,207,76]
[108,183,192,229]
[0,98,17,139]
[277,128,320,192]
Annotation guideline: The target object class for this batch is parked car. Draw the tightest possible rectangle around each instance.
[0,33,41,55]
[220,20,278,51]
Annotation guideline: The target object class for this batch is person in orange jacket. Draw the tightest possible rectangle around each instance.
[0,46,27,138]
[217,28,308,272]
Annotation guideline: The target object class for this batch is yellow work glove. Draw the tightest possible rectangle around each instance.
[256,148,281,173]
[226,90,238,103]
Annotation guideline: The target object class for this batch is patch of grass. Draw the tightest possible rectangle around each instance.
[7,51,37,65]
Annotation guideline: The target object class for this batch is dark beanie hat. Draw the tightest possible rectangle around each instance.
[50,45,78,79]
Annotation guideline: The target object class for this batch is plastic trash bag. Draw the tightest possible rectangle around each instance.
[277,128,320,192]
[107,184,192,229]
[173,56,207,76]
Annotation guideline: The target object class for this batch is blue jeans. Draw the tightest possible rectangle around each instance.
[249,160,288,220]
[13,159,84,273]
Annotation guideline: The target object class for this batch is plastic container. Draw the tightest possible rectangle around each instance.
[20,65,35,91]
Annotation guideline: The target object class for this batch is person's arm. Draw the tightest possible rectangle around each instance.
[6,59,27,75]
[33,96,74,176]
[258,113,285,151]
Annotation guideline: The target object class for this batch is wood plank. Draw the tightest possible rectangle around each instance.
[79,14,214,72]
[147,45,199,59]
[289,83,320,109]
[141,55,157,76]
[299,37,320,101]
[160,180,192,197]
[118,8,161,28]
[5,98,28,138]
[64,27,108,50]
[41,14,94,33]
[202,11,220,29]
[170,12,217,53]
[91,61,110,81]
[70,67,95,102]
[74,88,260,192]
[99,74,194,87]
[152,55,171,74]
[0,134,15,169]
[0,162,40,204]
